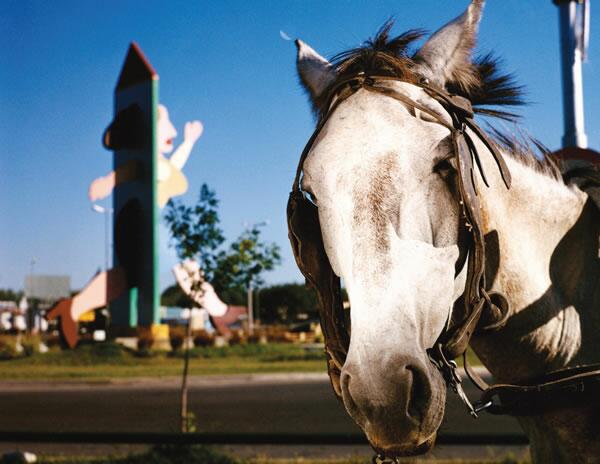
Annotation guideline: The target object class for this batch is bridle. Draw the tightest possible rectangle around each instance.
[288,72,512,407]
[287,73,600,449]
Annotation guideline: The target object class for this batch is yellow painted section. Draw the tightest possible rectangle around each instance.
[151,323,170,339]
[79,310,96,322]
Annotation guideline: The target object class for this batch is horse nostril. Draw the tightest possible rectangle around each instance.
[340,369,363,419]
[340,370,351,397]
[405,364,431,422]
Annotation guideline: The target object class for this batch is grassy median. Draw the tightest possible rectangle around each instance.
[0,342,328,381]
[0,339,483,381]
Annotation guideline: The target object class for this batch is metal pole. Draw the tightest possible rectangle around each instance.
[556,0,589,148]
[104,209,109,271]
[247,281,254,335]
[28,259,36,334]
[92,204,112,272]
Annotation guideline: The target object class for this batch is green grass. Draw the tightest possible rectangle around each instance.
[0,341,484,381]
[0,342,327,381]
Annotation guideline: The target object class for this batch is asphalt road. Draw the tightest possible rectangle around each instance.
[0,373,526,460]
[0,372,523,434]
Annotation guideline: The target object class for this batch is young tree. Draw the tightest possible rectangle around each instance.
[163,183,224,433]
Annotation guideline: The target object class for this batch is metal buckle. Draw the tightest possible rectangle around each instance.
[428,344,479,418]
[473,400,493,414]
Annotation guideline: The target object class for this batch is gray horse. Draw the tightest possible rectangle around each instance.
[290,0,599,461]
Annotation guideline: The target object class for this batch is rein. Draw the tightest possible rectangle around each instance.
[287,73,600,425]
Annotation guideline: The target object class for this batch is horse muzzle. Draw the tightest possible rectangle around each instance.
[340,353,446,454]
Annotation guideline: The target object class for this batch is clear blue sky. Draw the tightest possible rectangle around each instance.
[1,1,598,292]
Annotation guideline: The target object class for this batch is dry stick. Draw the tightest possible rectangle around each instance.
[180,312,192,433]
[180,267,201,433]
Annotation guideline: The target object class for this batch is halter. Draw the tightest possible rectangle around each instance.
[287,73,600,427]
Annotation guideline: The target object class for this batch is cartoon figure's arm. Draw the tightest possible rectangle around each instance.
[88,160,142,201]
[169,121,203,171]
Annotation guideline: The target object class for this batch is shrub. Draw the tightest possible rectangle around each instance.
[170,335,183,351]
[247,332,262,344]
[0,336,18,360]
[228,330,246,346]
[137,334,154,355]
[91,341,125,360]
[44,333,62,348]
[265,325,293,343]
[192,329,213,348]
[169,326,186,351]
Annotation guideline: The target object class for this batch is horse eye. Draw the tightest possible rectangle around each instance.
[304,191,318,206]
[433,159,456,176]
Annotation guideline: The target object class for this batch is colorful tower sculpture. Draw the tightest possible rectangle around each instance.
[47,43,202,348]
[106,43,160,332]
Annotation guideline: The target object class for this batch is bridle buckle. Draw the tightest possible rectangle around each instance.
[428,344,479,418]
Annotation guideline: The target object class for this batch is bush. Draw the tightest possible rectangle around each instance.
[193,329,214,347]
[91,341,125,359]
[247,332,262,344]
[20,334,41,356]
[137,334,154,353]
[44,333,62,348]
[265,325,293,343]
[0,336,19,360]
[228,330,246,346]
[169,326,186,351]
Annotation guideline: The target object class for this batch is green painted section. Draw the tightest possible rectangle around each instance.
[129,287,138,327]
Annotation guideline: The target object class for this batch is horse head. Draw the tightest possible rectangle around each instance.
[291,0,492,456]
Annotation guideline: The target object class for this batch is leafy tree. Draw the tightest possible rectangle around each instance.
[258,283,318,323]
[212,224,282,294]
[0,289,22,302]
[160,285,195,308]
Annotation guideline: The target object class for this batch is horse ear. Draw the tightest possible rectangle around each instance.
[413,0,484,89]
[296,39,336,100]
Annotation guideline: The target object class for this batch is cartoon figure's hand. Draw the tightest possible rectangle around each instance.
[184,121,203,144]
[89,175,115,201]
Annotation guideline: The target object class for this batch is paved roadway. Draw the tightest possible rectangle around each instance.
[0,372,527,460]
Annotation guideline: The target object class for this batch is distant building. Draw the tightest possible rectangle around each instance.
[24,275,70,302]
[22,275,69,332]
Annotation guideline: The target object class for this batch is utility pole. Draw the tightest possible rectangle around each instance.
[554,0,590,148]
[92,204,113,271]
[247,280,254,335]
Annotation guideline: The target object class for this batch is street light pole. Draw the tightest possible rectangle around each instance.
[247,280,254,335]
[92,204,113,271]
[554,0,590,148]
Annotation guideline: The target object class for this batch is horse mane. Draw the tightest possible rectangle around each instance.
[307,21,562,181]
